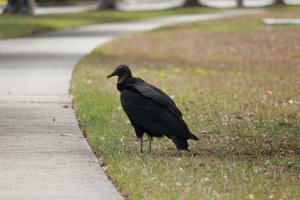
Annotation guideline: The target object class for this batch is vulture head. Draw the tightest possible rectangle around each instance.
[107,64,132,83]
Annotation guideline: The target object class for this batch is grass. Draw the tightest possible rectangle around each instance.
[0,7,220,39]
[0,0,6,6]
[72,7,300,200]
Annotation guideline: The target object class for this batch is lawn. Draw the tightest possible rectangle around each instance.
[0,6,220,39]
[0,0,5,6]
[72,7,300,200]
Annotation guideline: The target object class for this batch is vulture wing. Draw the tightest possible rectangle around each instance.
[121,90,192,141]
[130,78,183,118]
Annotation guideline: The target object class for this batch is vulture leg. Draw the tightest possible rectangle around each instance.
[134,127,144,153]
[148,136,153,154]
[139,137,143,153]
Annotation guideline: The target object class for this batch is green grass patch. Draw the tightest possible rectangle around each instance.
[0,7,220,38]
[72,7,300,200]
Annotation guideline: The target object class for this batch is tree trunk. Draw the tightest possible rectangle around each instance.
[2,0,35,14]
[275,0,284,4]
[183,0,202,7]
[237,0,243,7]
[99,0,116,9]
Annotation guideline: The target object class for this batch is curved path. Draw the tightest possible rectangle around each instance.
[0,9,264,200]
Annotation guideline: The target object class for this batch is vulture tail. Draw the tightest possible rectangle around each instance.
[189,132,199,140]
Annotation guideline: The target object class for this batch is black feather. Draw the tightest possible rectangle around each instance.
[119,77,182,118]
[110,65,198,151]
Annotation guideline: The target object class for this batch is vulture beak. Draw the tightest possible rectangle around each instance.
[107,70,117,79]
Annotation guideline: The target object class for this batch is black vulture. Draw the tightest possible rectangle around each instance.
[107,64,198,153]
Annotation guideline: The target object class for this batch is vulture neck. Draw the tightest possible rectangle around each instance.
[117,74,132,92]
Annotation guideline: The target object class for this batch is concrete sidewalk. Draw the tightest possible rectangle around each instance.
[0,3,98,15]
[34,3,98,15]
[0,9,264,200]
